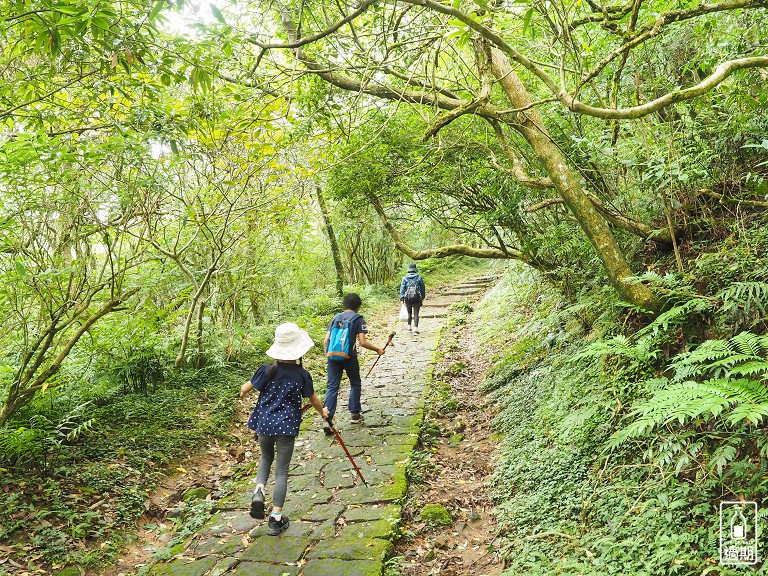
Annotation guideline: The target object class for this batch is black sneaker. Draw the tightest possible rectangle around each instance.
[350,413,363,424]
[323,420,334,436]
[250,488,265,519]
[267,515,290,536]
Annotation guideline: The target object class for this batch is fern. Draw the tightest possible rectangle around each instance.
[573,334,658,365]
[717,281,768,319]
[636,298,714,340]
[0,402,94,469]
[667,331,768,382]
[710,442,739,475]
[611,331,768,451]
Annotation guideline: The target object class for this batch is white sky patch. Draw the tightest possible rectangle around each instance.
[161,1,220,35]
[150,140,170,160]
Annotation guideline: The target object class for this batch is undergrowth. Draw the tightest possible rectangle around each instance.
[0,365,244,573]
[473,232,768,575]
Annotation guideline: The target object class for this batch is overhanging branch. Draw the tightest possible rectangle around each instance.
[364,190,556,272]
[402,0,768,120]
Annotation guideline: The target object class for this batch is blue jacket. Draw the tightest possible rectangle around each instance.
[400,272,426,301]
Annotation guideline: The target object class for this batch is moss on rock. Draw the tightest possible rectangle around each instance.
[418,503,452,527]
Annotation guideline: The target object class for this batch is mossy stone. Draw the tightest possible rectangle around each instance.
[301,558,380,576]
[449,433,464,444]
[151,557,218,576]
[419,504,452,527]
[306,535,392,561]
[182,487,211,502]
[56,567,80,576]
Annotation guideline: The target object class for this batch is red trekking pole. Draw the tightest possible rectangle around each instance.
[366,332,395,377]
[326,418,368,486]
[300,406,368,486]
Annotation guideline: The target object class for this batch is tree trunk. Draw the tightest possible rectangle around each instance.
[195,297,207,369]
[488,46,659,313]
[315,185,345,297]
[176,264,217,368]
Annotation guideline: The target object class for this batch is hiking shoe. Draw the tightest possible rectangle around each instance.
[414,327,420,334]
[323,422,333,436]
[350,412,363,424]
[250,488,265,519]
[267,515,290,536]
[405,325,411,331]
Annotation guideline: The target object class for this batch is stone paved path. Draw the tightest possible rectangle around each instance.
[149,275,497,576]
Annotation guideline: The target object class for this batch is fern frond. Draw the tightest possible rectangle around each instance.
[710,443,738,475]
[728,361,768,378]
[572,335,657,365]
[669,332,768,381]
[728,404,768,425]
[705,378,768,405]
[636,298,713,340]
[717,282,768,315]
[730,331,767,357]
[612,378,768,442]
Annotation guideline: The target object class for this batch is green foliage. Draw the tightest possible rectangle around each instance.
[0,402,93,470]
[716,281,768,331]
[472,258,768,576]
[612,331,768,448]
[0,366,242,569]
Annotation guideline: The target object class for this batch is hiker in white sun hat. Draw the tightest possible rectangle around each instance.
[240,322,329,535]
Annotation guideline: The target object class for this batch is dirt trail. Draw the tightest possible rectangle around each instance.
[392,277,505,576]
[123,274,500,576]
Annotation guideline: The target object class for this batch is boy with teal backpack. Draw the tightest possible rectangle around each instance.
[323,293,385,433]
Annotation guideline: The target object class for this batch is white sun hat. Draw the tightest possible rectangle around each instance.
[265,322,314,360]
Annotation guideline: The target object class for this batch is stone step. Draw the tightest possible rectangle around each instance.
[441,288,481,296]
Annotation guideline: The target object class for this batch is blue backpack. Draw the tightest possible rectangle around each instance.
[326,314,361,361]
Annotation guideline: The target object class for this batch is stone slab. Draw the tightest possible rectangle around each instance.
[201,511,260,535]
[231,562,298,576]
[337,518,397,541]
[249,520,314,539]
[302,504,345,522]
[150,557,218,576]
[301,558,381,576]
[209,557,239,576]
[342,504,400,523]
[239,536,307,564]
[305,536,392,561]
[189,534,246,556]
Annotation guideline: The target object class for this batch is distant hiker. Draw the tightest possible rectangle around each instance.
[323,292,384,432]
[240,322,329,535]
[400,263,426,334]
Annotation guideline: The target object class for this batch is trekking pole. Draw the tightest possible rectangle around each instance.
[326,418,368,486]
[299,406,368,486]
[365,332,395,377]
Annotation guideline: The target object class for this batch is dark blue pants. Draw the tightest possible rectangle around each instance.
[324,355,362,419]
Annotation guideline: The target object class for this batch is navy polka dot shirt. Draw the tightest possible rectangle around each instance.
[246,363,314,437]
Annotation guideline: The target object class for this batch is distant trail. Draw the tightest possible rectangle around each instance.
[147,274,498,576]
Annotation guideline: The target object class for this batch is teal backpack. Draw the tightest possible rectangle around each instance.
[326,314,361,361]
